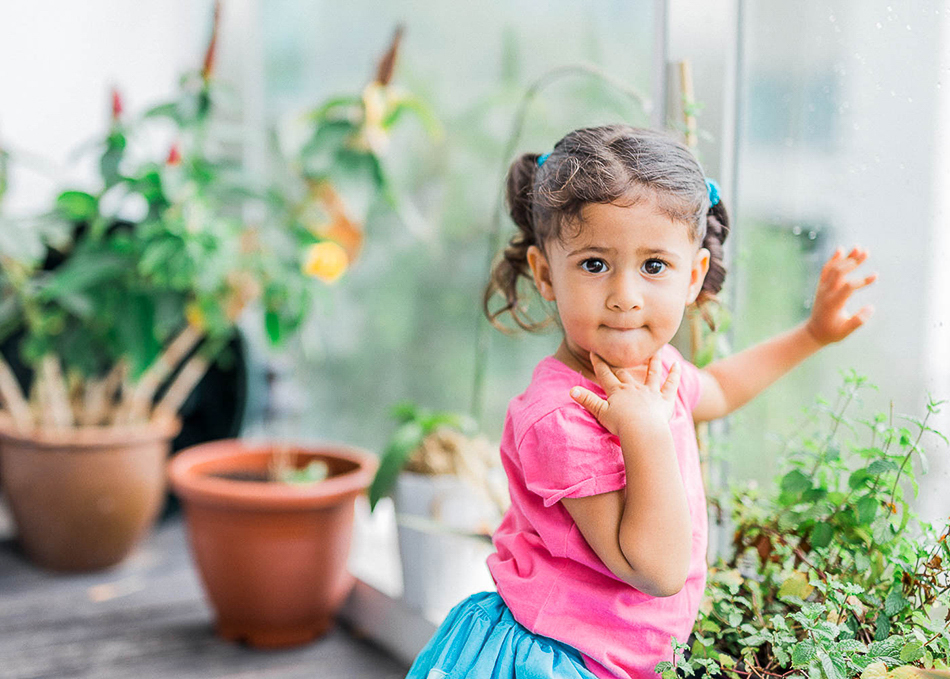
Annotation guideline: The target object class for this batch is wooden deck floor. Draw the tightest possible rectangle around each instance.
[0,507,410,679]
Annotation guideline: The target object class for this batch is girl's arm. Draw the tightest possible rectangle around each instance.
[562,354,692,597]
[693,247,876,423]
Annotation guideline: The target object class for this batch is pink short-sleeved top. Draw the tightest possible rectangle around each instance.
[486,344,708,679]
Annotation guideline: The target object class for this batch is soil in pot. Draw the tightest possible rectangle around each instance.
[168,440,376,648]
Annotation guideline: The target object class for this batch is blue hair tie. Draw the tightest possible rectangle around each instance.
[537,152,551,167]
[706,177,719,207]
[705,178,721,207]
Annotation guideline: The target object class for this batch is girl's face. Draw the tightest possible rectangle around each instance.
[527,196,710,377]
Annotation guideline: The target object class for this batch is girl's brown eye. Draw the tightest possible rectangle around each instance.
[581,258,607,274]
[642,259,667,275]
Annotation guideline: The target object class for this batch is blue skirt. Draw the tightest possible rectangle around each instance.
[405,591,599,679]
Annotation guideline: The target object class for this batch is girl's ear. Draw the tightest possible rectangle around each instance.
[527,245,556,301]
[687,247,711,304]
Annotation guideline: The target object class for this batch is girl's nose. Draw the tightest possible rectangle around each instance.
[607,272,643,311]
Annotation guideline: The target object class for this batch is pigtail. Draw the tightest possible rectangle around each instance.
[484,153,552,332]
[695,199,730,328]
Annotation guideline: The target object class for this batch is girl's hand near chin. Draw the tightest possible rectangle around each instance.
[805,246,877,346]
[569,352,679,438]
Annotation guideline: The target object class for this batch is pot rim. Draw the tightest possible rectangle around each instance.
[0,412,182,449]
[167,438,378,510]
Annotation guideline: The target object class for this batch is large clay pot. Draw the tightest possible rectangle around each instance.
[167,439,377,648]
[0,415,180,571]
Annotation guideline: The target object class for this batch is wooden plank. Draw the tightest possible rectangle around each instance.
[0,506,409,679]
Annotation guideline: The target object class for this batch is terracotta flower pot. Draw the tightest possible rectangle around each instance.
[167,439,377,648]
[0,416,180,571]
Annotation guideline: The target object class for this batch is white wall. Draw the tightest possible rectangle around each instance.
[0,1,212,215]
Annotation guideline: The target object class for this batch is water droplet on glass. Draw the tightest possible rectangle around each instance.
[906,24,912,30]
[808,231,817,240]
[876,22,883,28]
[908,97,914,103]
[793,225,802,235]
[829,14,836,22]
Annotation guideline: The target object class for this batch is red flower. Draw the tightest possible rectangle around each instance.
[166,144,181,166]
[111,88,123,121]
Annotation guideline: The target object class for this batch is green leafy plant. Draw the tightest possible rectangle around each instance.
[657,372,950,679]
[368,402,477,510]
[0,10,434,433]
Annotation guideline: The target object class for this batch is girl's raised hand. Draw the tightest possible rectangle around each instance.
[569,353,680,438]
[805,246,877,346]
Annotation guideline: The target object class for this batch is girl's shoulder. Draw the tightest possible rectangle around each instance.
[506,356,605,441]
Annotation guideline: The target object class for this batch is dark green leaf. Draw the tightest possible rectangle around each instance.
[38,252,127,301]
[265,310,281,344]
[811,522,834,549]
[368,420,426,510]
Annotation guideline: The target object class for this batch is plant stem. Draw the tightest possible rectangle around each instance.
[887,410,931,513]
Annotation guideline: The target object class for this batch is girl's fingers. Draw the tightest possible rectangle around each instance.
[841,305,875,336]
[847,272,878,291]
[589,353,621,390]
[660,362,681,401]
[644,354,663,389]
[570,386,609,422]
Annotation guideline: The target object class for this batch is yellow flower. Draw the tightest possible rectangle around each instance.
[185,302,206,330]
[303,241,348,283]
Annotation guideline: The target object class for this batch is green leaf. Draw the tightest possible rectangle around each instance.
[782,469,812,494]
[856,495,878,525]
[900,640,925,663]
[868,459,898,475]
[811,522,834,549]
[38,252,128,301]
[848,468,873,489]
[367,420,426,510]
[792,639,816,666]
[265,310,282,344]
[381,94,444,139]
[818,651,845,679]
[55,190,99,222]
[278,460,329,485]
[883,588,909,617]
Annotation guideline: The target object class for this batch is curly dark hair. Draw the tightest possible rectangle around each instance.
[484,124,729,331]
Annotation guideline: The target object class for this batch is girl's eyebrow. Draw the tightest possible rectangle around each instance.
[567,245,680,259]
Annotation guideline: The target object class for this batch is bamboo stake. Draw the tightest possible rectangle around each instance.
[40,355,73,428]
[151,353,209,423]
[677,59,711,492]
[79,362,126,427]
[0,353,32,429]
[122,326,204,422]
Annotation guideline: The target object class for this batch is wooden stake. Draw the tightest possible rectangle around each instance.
[151,354,209,423]
[40,355,73,428]
[0,354,32,429]
[677,59,711,492]
[123,326,204,422]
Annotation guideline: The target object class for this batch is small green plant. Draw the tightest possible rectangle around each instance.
[657,371,950,679]
[368,402,476,510]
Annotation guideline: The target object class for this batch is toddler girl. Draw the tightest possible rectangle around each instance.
[406,124,876,679]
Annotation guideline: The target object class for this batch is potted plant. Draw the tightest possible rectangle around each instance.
[0,6,434,573]
[167,438,377,647]
[369,403,508,618]
[658,372,950,679]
